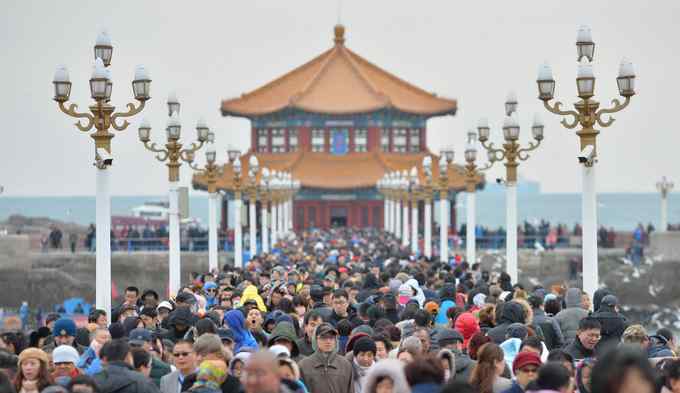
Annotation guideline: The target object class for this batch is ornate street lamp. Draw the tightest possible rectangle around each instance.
[478,94,545,284]
[138,105,208,293]
[537,25,636,298]
[53,30,150,320]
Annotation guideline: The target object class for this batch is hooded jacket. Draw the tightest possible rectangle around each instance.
[563,335,594,360]
[241,285,267,312]
[163,307,196,343]
[405,279,425,308]
[454,312,481,349]
[224,310,259,353]
[648,334,675,358]
[298,346,354,393]
[437,349,457,382]
[592,288,613,313]
[487,302,526,344]
[554,288,589,343]
[268,322,301,358]
[532,308,564,350]
[435,285,457,327]
[591,302,628,353]
[452,349,477,384]
[362,359,410,393]
[93,361,161,393]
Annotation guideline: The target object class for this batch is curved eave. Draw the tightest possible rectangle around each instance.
[220,102,457,120]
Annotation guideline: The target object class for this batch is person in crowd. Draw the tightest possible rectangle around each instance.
[298,323,353,393]
[93,339,160,393]
[469,343,512,393]
[329,289,352,326]
[43,318,87,355]
[241,351,287,393]
[128,328,171,386]
[527,295,563,351]
[454,312,481,350]
[437,349,456,382]
[296,311,323,357]
[67,375,100,393]
[525,362,573,393]
[371,334,392,361]
[363,358,409,393]
[160,339,197,393]
[661,359,680,393]
[590,346,656,393]
[437,328,476,383]
[487,302,526,344]
[501,351,541,393]
[79,327,112,374]
[181,334,242,393]
[14,348,52,393]
[404,354,446,393]
[89,310,109,329]
[350,336,376,393]
[575,358,594,393]
[131,348,153,378]
[186,360,227,393]
[621,325,651,353]
[268,321,301,361]
[51,345,82,386]
[224,310,258,353]
[590,295,628,353]
[564,318,601,360]
[545,350,574,378]
[554,288,589,344]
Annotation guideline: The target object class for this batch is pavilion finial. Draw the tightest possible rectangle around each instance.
[334,24,345,45]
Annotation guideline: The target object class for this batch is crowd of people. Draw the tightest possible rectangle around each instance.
[1,227,678,393]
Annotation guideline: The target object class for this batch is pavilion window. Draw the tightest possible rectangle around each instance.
[288,129,299,152]
[393,128,407,153]
[272,129,286,153]
[257,129,269,153]
[409,129,421,152]
[312,129,325,152]
[380,129,390,152]
[354,129,368,152]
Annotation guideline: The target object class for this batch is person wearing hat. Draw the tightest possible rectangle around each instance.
[51,345,82,386]
[129,328,171,387]
[267,321,301,360]
[621,324,651,352]
[350,336,376,393]
[298,322,353,393]
[590,294,629,354]
[437,328,477,384]
[42,318,87,355]
[501,351,542,393]
[15,348,51,393]
[216,328,235,354]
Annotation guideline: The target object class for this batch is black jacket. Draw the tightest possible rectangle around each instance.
[591,305,628,353]
[564,336,595,360]
[181,373,243,393]
[93,361,161,393]
[487,302,526,344]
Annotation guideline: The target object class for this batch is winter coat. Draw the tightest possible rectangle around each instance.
[648,335,675,358]
[563,336,595,360]
[437,349,456,382]
[454,312,481,349]
[591,304,628,353]
[268,322,301,358]
[487,302,526,344]
[592,288,613,313]
[163,308,196,343]
[150,357,172,387]
[224,310,258,353]
[452,350,477,384]
[532,308,564,350]
[41,340,87,355]
[493,377,513,393]
[296,337,315,357]
[554,288,589,343]
[363,359,410,393]
[241,285,267,312]
[500,338,522,374]
[299,351,354,393]
[405,279,425,308]
[93,361,161,393]
[501,381,526,393]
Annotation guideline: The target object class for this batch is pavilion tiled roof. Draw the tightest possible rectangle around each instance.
[220,25,457,118]
[193,150,483,192]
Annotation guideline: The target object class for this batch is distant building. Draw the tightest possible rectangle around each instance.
[194,25,483,231]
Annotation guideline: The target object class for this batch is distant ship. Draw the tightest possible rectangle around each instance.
[112,201,201,233]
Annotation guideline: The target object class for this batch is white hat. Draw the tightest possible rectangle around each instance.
[157,301,173,312]
[268,344,291,358]
[52,345,79,364]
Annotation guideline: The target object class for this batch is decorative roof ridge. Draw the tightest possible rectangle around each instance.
[338,46,391,105]
[222,47,335,106]
[344,47,456,105]
[292,46,340,105]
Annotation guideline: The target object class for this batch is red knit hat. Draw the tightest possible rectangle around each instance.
[512,351,542,372]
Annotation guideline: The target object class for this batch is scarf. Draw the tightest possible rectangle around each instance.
[191,360,227,391]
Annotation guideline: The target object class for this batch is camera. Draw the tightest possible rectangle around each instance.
[95,147,113,167]
[578,145,595,165]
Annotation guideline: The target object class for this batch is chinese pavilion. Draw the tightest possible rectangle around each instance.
[194,25,483,231]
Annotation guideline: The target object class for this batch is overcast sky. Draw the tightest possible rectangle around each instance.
[1,1,678,196]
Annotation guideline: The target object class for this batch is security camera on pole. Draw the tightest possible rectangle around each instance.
[537,25,636,298]
[53,30,151,320]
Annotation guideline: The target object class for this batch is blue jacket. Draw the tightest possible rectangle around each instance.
[435,300,456,326]
[224,309,258,353]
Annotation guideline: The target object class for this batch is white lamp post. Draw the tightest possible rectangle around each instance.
[422,157,434,259]
[478,99,544,284]
[55,30,151,319]
[248,156,259,257]
[401,171,410,247]
[657,177,674,232]
[393,173,402,240]
[232,155,243,268]
[438,155,450,262]
[260,168,270,253]
[538,25,635,298]
[410,166,420,255]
